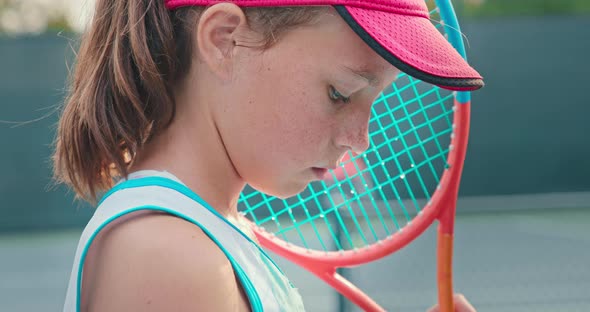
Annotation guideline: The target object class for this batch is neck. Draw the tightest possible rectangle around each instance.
[129,96,245,218]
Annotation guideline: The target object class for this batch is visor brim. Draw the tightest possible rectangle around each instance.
[335,6,484,91]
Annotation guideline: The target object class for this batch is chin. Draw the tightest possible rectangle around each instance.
[252,181,308,200]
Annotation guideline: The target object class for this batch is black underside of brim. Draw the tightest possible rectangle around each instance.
[334,6,483,91]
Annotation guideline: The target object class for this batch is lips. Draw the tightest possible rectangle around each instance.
[312,154,346,179]
[318,160,344,171]
[311,167,329,180]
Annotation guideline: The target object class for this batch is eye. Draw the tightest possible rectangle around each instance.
[329,86,351,104]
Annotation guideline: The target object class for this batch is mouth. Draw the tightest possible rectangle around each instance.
[311,167,329,180]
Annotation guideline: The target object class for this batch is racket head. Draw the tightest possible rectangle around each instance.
[238,0,472,267]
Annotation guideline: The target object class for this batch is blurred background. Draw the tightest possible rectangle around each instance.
[1,0,589,311]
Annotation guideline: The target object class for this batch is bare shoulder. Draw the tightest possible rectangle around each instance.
[83,211,250,312]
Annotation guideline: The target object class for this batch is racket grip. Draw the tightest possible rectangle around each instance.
[437,233,454,312]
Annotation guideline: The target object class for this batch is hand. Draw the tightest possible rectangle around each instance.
[427,293,476,312]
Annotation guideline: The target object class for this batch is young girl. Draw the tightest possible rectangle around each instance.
[54,1,483,311]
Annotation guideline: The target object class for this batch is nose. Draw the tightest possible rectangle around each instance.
[334,109,371,154]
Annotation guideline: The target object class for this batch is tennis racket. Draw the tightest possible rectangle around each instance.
[238,0,473,311]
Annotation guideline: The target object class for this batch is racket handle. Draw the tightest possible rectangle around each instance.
[437,233,455,312]
[317,270,386,312]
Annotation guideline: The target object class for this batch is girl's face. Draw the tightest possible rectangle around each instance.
[214,10,399,198]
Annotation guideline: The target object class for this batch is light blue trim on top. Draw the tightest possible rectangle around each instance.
[75,205,263,312]
[99,176,288,277]
[455,91,470,105]
[436,0,471,104]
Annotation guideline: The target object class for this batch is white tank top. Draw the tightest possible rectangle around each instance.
[63,170,305,312]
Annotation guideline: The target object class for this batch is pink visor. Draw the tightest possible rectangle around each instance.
[165,0,484,91]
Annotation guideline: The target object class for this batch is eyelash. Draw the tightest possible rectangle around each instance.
[329,86,351,104]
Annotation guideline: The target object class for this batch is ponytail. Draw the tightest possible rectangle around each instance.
[53,0,194,202]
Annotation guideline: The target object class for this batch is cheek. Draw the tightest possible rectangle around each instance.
[253,77,328,164]
[218,48,337,196]
[249,47,332,156]
[227,71,331,180]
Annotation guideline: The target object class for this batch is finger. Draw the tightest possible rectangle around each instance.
[453,293,476,312]
[426,305,439,312]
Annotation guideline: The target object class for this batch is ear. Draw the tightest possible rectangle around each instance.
[196,3,249,81]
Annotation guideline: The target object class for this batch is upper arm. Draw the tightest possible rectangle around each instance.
[84,213,247,312]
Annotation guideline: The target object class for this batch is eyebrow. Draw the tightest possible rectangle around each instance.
[342,66,381,87]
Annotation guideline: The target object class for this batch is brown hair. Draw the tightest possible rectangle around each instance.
[52,0,327,203]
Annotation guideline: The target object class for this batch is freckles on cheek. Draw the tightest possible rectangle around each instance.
[262,66,329,160]
[281,115,328,165]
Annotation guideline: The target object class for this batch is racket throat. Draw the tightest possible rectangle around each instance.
[313,268,386,312]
